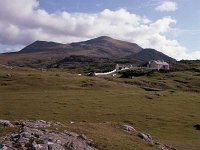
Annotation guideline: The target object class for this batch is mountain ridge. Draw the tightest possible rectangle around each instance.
[130,48,176,62]
[0,36,176,68]
[15,36,175,62]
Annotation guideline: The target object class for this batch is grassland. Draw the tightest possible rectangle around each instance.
[0,66,200,150]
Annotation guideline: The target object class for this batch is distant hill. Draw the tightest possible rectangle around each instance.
[18,36,143,58]
[130,48,176,62]
[19,41,71,53]
[0,36,176,69]
[69,36,143,57]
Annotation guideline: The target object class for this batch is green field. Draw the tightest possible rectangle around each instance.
[0,66,200,150]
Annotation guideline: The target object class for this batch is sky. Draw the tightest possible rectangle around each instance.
[0,0,200,60]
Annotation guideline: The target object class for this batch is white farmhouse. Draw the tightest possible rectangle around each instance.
[147,60,169,70]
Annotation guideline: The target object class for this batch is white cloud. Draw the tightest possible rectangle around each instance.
[155,1,177,12]
[0,0,199,60]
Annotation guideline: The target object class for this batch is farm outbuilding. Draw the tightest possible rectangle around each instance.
[147,60,169,70]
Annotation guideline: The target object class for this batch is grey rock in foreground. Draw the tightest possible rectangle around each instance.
[0,120,14,128]
[0,120,97,150]
[120,124,176,150]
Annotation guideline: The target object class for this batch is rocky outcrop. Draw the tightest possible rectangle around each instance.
[0,120,97,150]
[120,125,176,150]
[0,120,176,150]
[0,120,14,128]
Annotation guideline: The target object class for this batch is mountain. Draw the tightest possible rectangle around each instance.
[19,41,71,53]
[0,36,176,68]
[19,36,143,58]
[69,36,143,57]
[16,36,175,61]
[130,48,176,62]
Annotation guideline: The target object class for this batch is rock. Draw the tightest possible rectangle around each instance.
[0,144,15,150]
[143,87,162,91]
[11,134,21,142]
[13,121,23,126]
[22,127,44,137]
[78,134,87,140]
[119,124,175,150]
[64,131,79,137]
[70,121,75,124]
[154,141,161,145]
[55,139,62,144]
[0,120,14,128]
[194,124,200,130]
[21,132,32,139]
[147,134,152,140]
[121,125,136,133]
[48,143,65,150]
[0,120,98,150]
[137,132,152,142]
[6,74,12,78]
[32,143,48,150]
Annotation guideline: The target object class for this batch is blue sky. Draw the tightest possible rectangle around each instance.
[0,0,200,59]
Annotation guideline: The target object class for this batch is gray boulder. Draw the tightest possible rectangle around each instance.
[137,132,153,143]
[121,125,136,133]
[0,120,98,150]
[120,124,175,150]
[48,143,65,150]
[0,120,14,128]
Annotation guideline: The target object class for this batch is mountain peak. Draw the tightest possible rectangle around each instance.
[19,41,64,53]
[131,48,176,62]
[82,36,115,44]
[95,36,113,40]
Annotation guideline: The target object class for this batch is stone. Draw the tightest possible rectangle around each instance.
[121,125,136,132]
[21,132,32,138]
[154,141,161,145]
[0,120,14,128]
[137,132,147,139]
[70,121,75,124]
[6,74,12,78]
[137,132,152,142]
[32,144,48,150]
[11,134,21,142]
[22,127,44,137]
[0,145,15,150]
[119,125,177,149]
[56,139,62,144]
[0,120,98,150]
[78,134,87,140]
[147,134,152,140]
[64,131,79,137]
[48,143,65,150]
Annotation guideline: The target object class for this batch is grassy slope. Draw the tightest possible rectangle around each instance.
[0,66,200,149]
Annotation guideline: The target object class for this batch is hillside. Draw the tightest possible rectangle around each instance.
[18,36,143,58]
[0,36,176,70]
[130,48,176,62]
[19,41,71,53]
[0,65,200,149]
[69,36,143,57]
